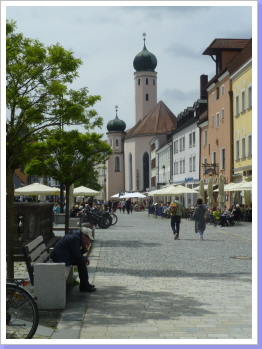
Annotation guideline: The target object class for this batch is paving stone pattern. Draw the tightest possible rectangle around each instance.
[10,211,253,340]
[80,212,252,340]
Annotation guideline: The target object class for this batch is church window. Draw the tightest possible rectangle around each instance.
[146,94,149,101]
[115,157,120,172]
[143,152,149,190]
[138,79,140,85]
[129,153,133,191]
[153,79,155,86]
[115,139,119,147]
[146,78,148,85]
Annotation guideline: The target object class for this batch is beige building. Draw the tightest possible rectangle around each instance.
[229,40,252,206]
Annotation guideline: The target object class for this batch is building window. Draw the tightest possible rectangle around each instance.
[236,139,240,161]
[146,94,149,101]
[146,78,148,85]
[248,84,252,108]
[221,85,225,96]
[211,92,214,102]
[129,153,133,191]
[236,95,239,115]
[180,160,182,174]
[192,156,196,171]
[242,137,246,159]
[189,157,192,172]
[189,133,192,148]
[143,152,149,190]
[221,148,225,169]
[248,134,252,157]
[115,139,119,147]
[216,87,219,100]
[212,151,216,164]
[153,79,155,86]
[183,136,185,150]
[212,115,214,126]
[192,132,195,147]
[183,159,185,173]
[242,90,245,112]
[180,138,182,152]
[115,157,120,172]
[203,130,207,145]
[221,108,225,120]
[138,79,140,85]
[216,112,220,127]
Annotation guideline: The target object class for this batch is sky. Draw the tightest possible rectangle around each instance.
[4,1,254,137]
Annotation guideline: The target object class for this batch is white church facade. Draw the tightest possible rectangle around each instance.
[105,38,177,200]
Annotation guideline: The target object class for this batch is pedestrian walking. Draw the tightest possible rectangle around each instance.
[192,198,206,240]
[126,198,132,214]
[108,200,112,212]
[121,199,126,213]
[167,196,183,240]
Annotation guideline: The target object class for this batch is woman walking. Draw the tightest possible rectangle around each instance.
[192,198,206,240]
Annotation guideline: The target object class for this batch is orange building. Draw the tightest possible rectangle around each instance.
[199,39,250,207]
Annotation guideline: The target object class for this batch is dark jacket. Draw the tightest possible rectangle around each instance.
[50,230,86,266]
[192,205,206,233]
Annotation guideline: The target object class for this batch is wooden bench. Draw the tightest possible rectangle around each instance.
[22,235,74,310]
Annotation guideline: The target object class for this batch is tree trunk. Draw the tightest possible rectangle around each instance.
[65,183,70,235]
[6,167,15,279]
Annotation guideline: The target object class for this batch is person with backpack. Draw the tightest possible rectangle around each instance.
[167,196,184,239]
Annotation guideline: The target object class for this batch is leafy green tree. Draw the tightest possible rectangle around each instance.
[6,20,103,277]
[25,129,112,235]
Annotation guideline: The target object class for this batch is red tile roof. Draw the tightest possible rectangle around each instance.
[203,38,250,55]
[125,101,177,137]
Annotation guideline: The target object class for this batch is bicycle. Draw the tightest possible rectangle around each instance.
[109,212,118,225]
[6,278,39,339]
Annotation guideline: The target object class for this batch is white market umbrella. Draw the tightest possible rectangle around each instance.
[207,177,214,209]
[234,181,252,190]
[214,181,252,192]
[122,192,146,198]
[14,183,60,196]
[198,179,205,201]
[73,186,100,196]
[110,192,127,198]
[217,174,225,209]
[151,185,198,196]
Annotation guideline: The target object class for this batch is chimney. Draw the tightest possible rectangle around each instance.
[200,74,208,99]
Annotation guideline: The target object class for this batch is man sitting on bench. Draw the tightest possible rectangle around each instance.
[50,224,96,292]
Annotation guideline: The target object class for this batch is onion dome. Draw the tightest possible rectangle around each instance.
[107,106,126,132]
[133,33,157,72]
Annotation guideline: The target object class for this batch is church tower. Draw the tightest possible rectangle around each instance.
[133,34,157,124]
[106,106,126,200]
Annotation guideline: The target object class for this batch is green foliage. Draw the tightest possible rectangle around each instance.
[6,20,103,170]
[24,128,112,187]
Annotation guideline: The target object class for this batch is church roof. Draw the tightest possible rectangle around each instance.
[125,101,177,138]
[133,42,157,72]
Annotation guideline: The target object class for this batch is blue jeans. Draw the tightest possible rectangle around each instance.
[170,215,181,235]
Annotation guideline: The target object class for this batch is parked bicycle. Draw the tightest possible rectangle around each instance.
[6,279,39,339]
[79,207,111,229]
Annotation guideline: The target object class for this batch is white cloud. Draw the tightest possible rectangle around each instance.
[5,3,253,135]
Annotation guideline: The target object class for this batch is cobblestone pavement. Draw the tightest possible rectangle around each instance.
[10,211,253,341]
[80,211,253,340]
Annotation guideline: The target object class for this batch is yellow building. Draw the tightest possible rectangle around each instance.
[230,40,252,206]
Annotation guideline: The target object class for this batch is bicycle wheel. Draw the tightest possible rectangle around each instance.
[98,216,111,229]
[110,213,118,225]
[6,284,39,339]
